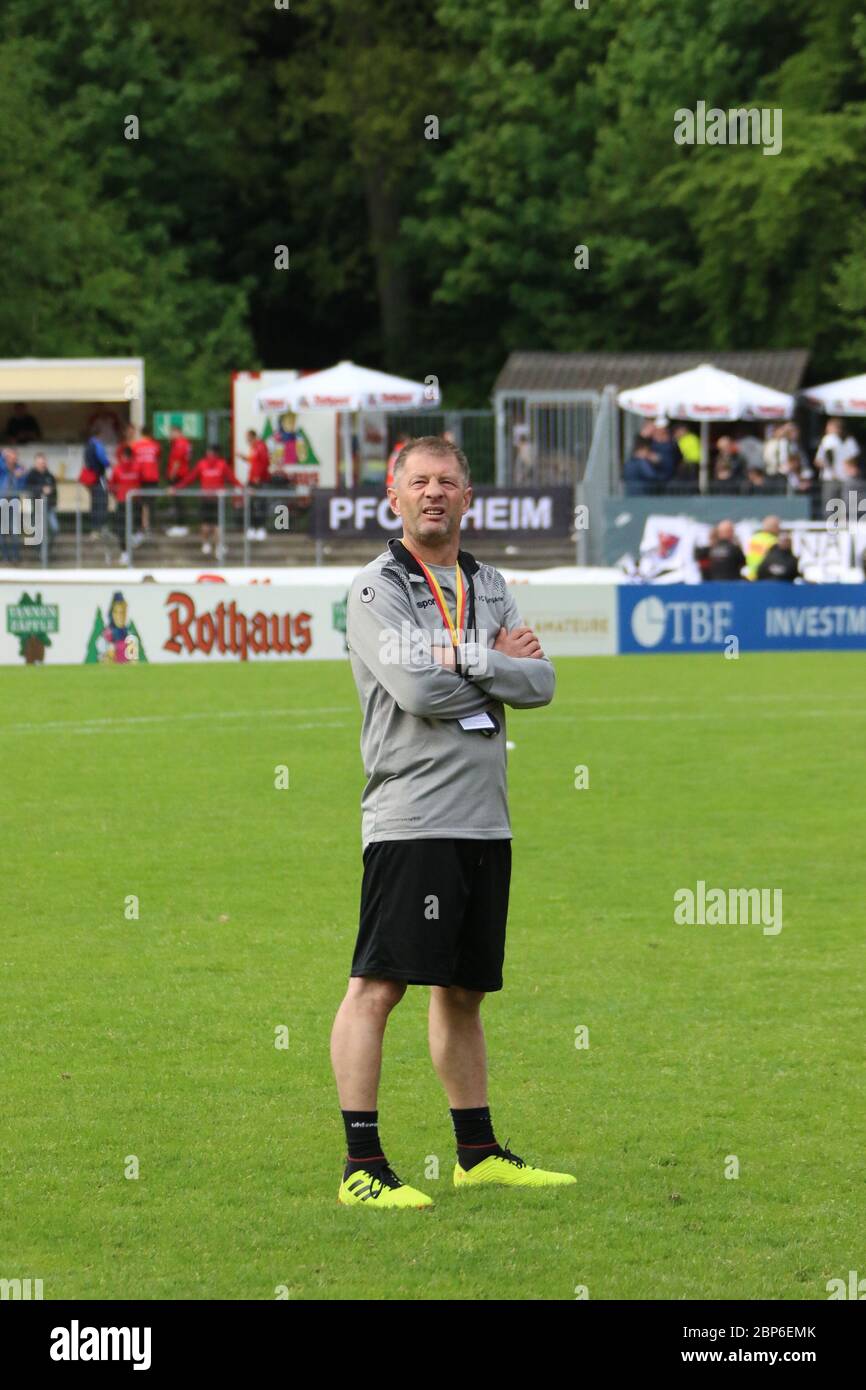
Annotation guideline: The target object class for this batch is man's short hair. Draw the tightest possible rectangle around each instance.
[391,435,470,486]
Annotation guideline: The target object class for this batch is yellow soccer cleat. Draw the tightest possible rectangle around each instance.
[338,1164,434,1209]
[453,1144,577,1189]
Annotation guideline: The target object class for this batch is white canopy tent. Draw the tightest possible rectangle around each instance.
[255,360,440,486]
[617,362,795,491]
[801,374,866,416]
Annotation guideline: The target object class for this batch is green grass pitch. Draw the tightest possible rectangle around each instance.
[1,651,863,1300]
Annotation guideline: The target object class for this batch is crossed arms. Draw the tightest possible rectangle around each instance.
[347,572,556,719]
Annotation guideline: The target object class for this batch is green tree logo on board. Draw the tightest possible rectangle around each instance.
[6,592,59,664]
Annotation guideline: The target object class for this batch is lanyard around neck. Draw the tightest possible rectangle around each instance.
[405,548,466,647]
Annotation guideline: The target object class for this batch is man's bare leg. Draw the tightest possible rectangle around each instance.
[330,977,434,1205]
[428,984,577,1188]
[428,985,488,1107]
[331,976,406,1110]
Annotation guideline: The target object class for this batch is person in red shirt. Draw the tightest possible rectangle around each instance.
[167,425,192,527]
[109,448,142,563]
[172,446,240,557]
[124,425,162,538]
[243,429,271,540]
[167,425,191,483]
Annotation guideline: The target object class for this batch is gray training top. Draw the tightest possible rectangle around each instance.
[346,537,556,847]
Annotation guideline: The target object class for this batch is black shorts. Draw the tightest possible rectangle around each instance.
[352,838,511,992]
[200,497,218,524]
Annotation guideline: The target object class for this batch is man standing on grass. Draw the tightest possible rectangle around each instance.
[331,435,576,1209]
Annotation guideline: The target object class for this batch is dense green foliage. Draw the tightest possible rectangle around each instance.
[1,0,863,408]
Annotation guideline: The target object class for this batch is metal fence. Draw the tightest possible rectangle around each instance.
[494,391,600,487]
[120,487,319,567]
[4,483,272,570]
[385,410,495,482]
[1,484,91,568]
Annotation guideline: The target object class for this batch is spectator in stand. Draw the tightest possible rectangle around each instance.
[649,418,681,484]
[623,440,663,495]
[171,445,241,558]
[167,424,192,485]
[109,447,142,564]
[712,458,741,495]
[714,435,745,480]
[735,428,765,473]
[814,417,861,483]
[4,402,41,443]
[757,532,801,582]
[79,432,111,535]
[744,464,785,496]
[782,438,815,495]
[745,515,780,579]
[126,424,161,539]
[763,423,791,476]
[0,449,27,563]
[244,428,271,541]
[167,423,192,527]
[673,424,702,474]
[512,423,533,483]
[694,525,717,581]
[25,453,59,558]
[707,519,746,580]
[782,423,805,472]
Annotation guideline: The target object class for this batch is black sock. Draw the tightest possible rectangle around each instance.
[450,1105,502,1171]
[341,1110,387,1177]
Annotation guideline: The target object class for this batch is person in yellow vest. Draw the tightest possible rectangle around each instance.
[745,515,780,579]
[673,424,702,471]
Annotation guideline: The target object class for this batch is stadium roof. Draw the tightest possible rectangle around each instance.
[494,350,810,397]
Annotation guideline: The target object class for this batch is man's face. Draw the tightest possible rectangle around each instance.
[35,456,46,471]
[389,451,470,544]
[6,449,17,465]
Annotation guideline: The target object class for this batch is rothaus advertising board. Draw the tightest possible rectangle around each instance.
[1,580,616,664]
